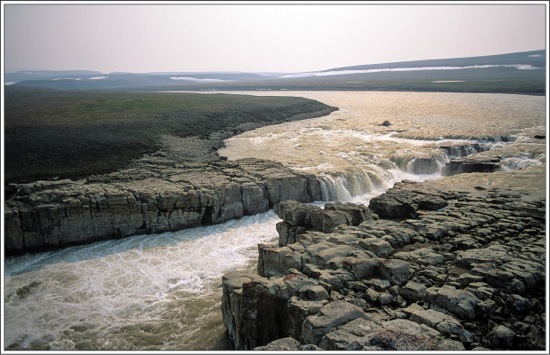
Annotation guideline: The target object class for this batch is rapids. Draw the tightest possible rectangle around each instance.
[3,91,545,350]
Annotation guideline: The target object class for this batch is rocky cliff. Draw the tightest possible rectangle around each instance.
[4,158,322,255]
[221,166,546,351]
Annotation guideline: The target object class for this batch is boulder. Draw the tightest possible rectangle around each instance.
[368,194,417,219]
[377,258,412,286]
[253,337,301,351]
[301,301,368,345]
[486,325,516,349]
[425,286,479,320]
[347,319,465,351]
[400,281,427,301]
[318,318,382,350]
[274,200,374,235]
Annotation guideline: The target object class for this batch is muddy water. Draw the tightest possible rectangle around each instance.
[4,213,279,350]
[3,91,545,351]
[219,91,545,170]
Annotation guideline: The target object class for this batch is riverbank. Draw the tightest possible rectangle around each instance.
[222,164,546,351]
[3,88,337,255]
[4,86,337,189]
[4,158,323,255]
[215,91,546,351]
[3,90,546,351]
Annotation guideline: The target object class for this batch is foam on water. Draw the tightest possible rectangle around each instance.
[500,156,543,171]
[4,212,280,350]
[5,91,544,351]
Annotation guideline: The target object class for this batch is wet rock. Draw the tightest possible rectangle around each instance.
[442,157,501,176]
[411,157,440,174]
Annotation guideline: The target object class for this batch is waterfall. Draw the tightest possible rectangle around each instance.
[317,164,427,203]
[319,174,353,202]
[5,91,543,351]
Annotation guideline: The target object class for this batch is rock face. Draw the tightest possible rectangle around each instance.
[221,168,546,351]
[368,181,448,219]
[4,158,322,255]
[442,157,501,176]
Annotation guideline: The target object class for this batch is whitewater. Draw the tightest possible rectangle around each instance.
[3,91,545,350]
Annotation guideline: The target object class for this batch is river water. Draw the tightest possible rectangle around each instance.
[3,91,545,351]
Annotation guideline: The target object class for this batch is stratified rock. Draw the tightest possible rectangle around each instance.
[273,200,319,226]
[221,272,289,350]
[222,167,546,351]
[442,157,500,176]
[4,159,322,255]
[368,194,418,219]
[368,183,448,219]
[324,202,374,225]
[274,200,374,243]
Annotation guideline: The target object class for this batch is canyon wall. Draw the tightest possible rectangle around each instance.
[221,166,546,351]
[4,158,322,255]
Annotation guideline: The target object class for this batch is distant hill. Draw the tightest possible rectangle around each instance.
[5,50,546,95]
[322,50,546,72]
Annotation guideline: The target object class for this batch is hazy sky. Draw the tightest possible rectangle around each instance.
[2,1,547,73]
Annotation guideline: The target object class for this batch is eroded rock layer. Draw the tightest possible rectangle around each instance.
[4,158,322,255]
[221,166,546,351]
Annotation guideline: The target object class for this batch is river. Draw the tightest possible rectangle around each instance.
[3,91,545,350]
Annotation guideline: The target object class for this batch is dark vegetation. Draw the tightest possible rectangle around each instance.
[4,86,336,187]
[3,50,545,190]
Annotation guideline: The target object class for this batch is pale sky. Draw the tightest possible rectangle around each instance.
[2,1,547,74]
